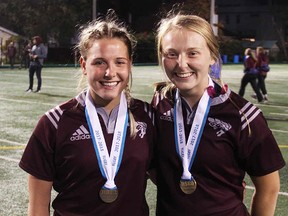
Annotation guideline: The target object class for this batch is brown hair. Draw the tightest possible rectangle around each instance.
[75,10,136,60]
[32,36,43,45]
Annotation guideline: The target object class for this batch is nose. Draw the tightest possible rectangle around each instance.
[177,54,188,68]
[104,65,116,78]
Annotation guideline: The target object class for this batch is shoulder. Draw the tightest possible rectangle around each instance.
[44,96,82,130]
[212,90,263,131]
[130,98,154,121]
[151,82,175,108]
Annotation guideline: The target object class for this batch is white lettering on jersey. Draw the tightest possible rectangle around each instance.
[70,125,91,141]
[160,108,173,122]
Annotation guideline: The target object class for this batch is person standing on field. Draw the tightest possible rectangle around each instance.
[26,36,47,93]
[6,41,17,69]
[239,48,264,103]
[255,46,270,101]
[19,10,155,216]
[151,8,285,216]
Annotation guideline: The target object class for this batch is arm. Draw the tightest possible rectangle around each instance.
[28,174,53,216]
[250,171,280,216]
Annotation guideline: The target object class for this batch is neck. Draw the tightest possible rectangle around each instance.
[180,90,203,108]
[90,91,121,115]
[179,77,210,108]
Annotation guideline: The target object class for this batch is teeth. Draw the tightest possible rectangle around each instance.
[101,82,118,86]
[176,72,192,78]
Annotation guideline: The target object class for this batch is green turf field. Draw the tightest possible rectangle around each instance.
[0,64,287,215]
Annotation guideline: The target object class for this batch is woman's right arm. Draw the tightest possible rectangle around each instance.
[28,175,53,216]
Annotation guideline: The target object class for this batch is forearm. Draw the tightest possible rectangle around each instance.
[250,171,280,216]
[28,175,52,216]
[28,203,50,216]
[250,190,278,216]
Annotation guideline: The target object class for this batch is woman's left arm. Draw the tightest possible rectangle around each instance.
[250,171,280,216]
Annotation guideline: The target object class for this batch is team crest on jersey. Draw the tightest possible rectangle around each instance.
[70,125,91,141]
[135,121,147,138]
[208,117,231,137]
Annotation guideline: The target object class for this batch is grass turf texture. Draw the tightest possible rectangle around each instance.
[0,64,287,215]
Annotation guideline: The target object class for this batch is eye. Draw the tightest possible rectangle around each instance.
[163,51,178,59]
[93,59,108,69]
[187,51,198,57]
[115,58,129,66]
[94,59,106,66]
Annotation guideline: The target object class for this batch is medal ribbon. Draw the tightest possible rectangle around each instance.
[85,90,128,189]
[174,76,214,180]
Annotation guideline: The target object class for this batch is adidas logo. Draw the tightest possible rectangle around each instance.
[160,109,173,122]
[70,125,91,141]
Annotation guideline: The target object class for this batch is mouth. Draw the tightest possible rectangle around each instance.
[175,72,194,78]
[100,81,119,87]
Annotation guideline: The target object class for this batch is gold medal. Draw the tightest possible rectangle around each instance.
[180,178,197,194]
[99,187,118,203]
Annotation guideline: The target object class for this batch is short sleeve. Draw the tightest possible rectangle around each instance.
[19,115,56,181]
[239,112,285,176]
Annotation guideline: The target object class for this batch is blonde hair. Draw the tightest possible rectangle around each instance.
[155,9,223,96]
[256,46,265,55]
[75,10,138,138]
[244,48,257,61]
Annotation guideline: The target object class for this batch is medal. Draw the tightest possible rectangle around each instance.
[174,76,214,195]
[85,90,128,204]
[180,178,197,194]
[99,187,118,203]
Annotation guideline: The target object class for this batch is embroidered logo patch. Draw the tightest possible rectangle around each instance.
[135,121,147,138]
[208,117,231,137]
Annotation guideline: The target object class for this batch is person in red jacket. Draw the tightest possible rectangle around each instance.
[239,48,264,103]
[255,46,270,101]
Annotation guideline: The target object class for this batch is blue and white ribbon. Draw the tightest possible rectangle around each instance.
[174,76,214,180]
[85,90,128,189]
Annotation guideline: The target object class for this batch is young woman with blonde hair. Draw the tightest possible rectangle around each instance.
[151,8,285,216]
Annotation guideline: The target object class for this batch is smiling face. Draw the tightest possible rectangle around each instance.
[80,38,131,107]
[161,29,215,99]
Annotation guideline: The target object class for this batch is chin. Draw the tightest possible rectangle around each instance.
[174,80,195,89]
[101,93,119,101]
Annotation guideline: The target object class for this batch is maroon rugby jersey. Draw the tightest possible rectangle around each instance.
[19,91,155,216]
[151,84,285,216]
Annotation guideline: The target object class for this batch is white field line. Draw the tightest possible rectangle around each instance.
[0,138,26,146]
[271,129,288,134]
[0,72,78,81]
[0,81,75,91]
[258,104,288,109]
[0,155,19,163]
[0,96,56,106]
[270,112,288,116]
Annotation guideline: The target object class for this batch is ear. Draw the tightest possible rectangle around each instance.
[79,56,87,75]
[210,58,216,66]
